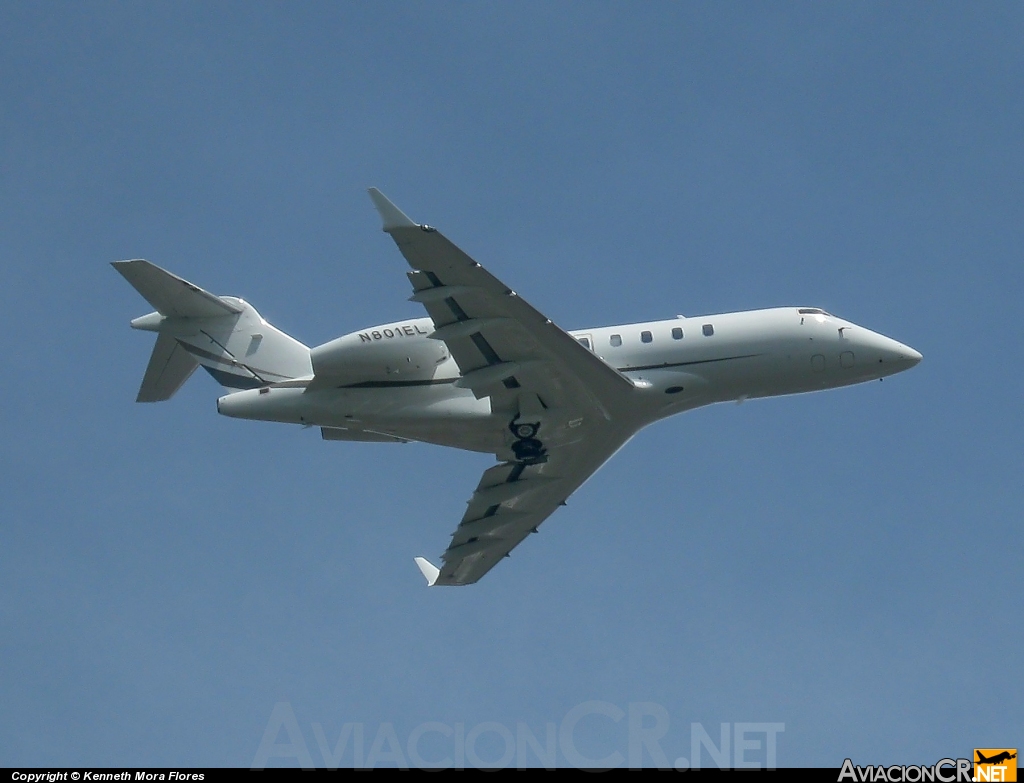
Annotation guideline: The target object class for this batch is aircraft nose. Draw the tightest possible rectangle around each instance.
[877,336,922,372]
[902,346,922,367]
[854,328,921,375]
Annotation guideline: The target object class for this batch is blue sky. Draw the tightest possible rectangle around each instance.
[1,2,1020,768]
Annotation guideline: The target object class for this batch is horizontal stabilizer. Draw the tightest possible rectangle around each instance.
[414,557,440,587]
[112,259,242,318]
[137,333,200,402]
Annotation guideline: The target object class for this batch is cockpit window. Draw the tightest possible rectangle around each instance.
[798,308,832,316]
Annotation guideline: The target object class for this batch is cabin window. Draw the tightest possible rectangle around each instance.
[671,327,683,340]
[702,324,714,336]
[576,337,591,350]
[610,334,622,347]
[641,331,652,343]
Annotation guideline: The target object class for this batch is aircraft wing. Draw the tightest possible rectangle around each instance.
[368,188,636,422]
[367,189,639,585]
[418,425,635,585]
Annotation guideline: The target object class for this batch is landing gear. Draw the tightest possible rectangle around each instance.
[512,421,539,440]
[509,416,546,464]
[513,437,545,463]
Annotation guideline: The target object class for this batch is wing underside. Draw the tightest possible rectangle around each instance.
[367,189,637,585]
[430,426,633,585]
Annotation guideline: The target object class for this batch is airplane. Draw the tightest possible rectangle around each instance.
[976,751,1016,765]
[113,188,922,586]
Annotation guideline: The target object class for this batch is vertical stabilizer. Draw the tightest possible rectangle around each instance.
[137,333,200,402]
[114,259,312,400]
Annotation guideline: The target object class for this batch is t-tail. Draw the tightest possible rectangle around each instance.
[112,259,312,402]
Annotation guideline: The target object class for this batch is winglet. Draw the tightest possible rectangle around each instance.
[414,557,440,587]
[368,188,417,231]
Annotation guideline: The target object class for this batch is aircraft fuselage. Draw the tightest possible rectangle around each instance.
[217,306,920,453]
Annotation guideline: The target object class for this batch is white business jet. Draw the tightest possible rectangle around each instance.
[114,189,921,586]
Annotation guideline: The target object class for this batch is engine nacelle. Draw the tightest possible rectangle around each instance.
[310,317,450,387]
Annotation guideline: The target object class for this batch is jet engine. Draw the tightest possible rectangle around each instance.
[309,318,449,387]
